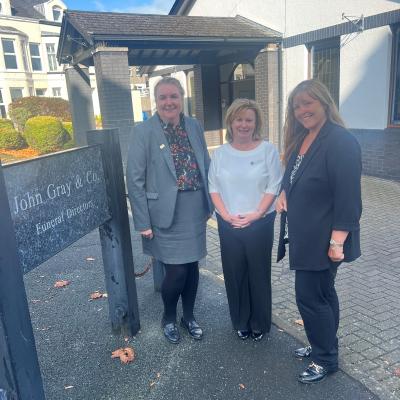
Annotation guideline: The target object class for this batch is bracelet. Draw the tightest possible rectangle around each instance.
[329,239,344,248]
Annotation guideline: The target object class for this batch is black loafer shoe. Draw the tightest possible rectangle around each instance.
[251,331,264,342]
[237,330,251,340]
[163,322,180,344]
[298,362,328,384]
[294,345,312,359]
[180,318,203,340]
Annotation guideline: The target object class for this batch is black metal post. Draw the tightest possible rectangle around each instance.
[86,129,140,336]
[0,161,45,399]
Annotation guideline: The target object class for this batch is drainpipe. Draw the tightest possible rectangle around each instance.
[277,42,283,154]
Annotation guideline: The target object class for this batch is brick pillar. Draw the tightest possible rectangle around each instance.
[255,44,280,147]
[193,64,221,131]
[93,47,134,164]
[65,65,95,147]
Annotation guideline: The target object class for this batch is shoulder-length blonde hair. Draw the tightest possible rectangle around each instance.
[282,79,345,165]
[225,98,264,142]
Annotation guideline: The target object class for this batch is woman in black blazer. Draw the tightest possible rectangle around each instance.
[276,79,362,384]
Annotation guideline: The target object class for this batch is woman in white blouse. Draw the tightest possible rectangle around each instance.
[208,98,282,341]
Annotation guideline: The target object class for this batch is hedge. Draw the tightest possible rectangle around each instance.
[9,97,71,131]
[24,116,70,154]
[0,119,25,150]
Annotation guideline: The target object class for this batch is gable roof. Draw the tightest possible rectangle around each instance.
[10,0,45,19]
[58,10,281,66]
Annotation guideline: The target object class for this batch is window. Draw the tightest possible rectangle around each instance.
[2,39,17,69]
[35,88,46,97]
[10,88,23,101]
[390,26,400,125]
[0,89,6,118]
[29,43,42,71]
[46,43,57,71]
[52,87,61,97]
[309,38,340,106]
[52,6,62,22]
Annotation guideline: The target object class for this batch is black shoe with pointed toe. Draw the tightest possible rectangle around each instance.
[251,331,264,342]
[237,330,251,340]
[294,345,312,359]
[162,322,180,344]
[298,362,329,384]
[180,317,203,340]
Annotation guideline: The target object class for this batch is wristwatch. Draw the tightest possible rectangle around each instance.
[329,239,344,247]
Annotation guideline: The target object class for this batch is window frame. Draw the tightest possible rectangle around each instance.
[52,87,61,97]
[0,89,6,118]
[29,42,42,71]
[2,38,18,69]
[46,43,57,71]
[307,37,341,106]
[389,25,400,126]
[10,87,23,102]
[52,6,62,22]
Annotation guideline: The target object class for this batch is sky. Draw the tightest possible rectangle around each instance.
[64,0,176,14]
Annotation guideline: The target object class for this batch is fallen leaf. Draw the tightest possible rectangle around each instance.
[149,381,156,388]
[89,291,106,300]
[54,280,70,288]
[111,347,135,364]
[64,386,74,390]
[86,257,95,261]
[294,319,304,326]
[156,372,161,378]
[31,299,41,304]
[394,368,400,377]
[277,328,284,332]
[239,383,245,390]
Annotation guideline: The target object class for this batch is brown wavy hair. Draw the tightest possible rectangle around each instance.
[282,79,345,165]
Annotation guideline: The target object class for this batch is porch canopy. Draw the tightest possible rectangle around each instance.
[57,10,281,66]
[57,10,282,156]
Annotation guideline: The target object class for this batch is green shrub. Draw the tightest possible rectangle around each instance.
[24,116,69,154]
[62,121,75,149]
[0,119,25,150]
[9,97,71,131]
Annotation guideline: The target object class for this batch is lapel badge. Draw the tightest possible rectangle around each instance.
[160,144,165,149]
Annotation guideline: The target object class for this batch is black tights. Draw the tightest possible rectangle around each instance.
[161,262,199,323]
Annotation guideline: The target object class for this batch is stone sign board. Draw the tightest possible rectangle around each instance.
[3,146,111,273]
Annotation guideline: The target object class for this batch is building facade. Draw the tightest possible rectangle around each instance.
[0,0,68,117]
[169,0,400,181]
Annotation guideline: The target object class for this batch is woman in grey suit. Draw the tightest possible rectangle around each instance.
[126,77,213,344]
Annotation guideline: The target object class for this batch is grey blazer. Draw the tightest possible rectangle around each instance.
[126,114,213,231]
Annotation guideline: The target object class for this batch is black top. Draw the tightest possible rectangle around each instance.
[277,120,362,271]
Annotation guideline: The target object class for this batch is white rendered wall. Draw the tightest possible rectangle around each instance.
[340,26,391,129]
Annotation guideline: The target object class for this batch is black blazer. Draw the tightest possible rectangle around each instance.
[277,121,362,271]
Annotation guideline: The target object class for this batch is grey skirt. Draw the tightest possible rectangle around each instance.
[142,189,208,264]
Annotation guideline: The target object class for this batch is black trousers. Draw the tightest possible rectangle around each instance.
[217,212,275,333]
[295,266,339,372]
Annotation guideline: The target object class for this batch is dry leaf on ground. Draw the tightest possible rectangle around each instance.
[64,386,74,390]
[111,347,135,364]
[86,257,95,261]
[394,368,400,377]
[294,319,304,326]
[239,383,245,390]
[54,280,70,288]
[89,291,107,300]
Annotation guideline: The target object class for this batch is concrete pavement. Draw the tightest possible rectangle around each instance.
[23,175,399,399]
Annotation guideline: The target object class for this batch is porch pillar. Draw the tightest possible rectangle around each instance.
[93,47,134,163]
[65,65,96,147]
[255,44,280,147]
[193,64,221,131]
